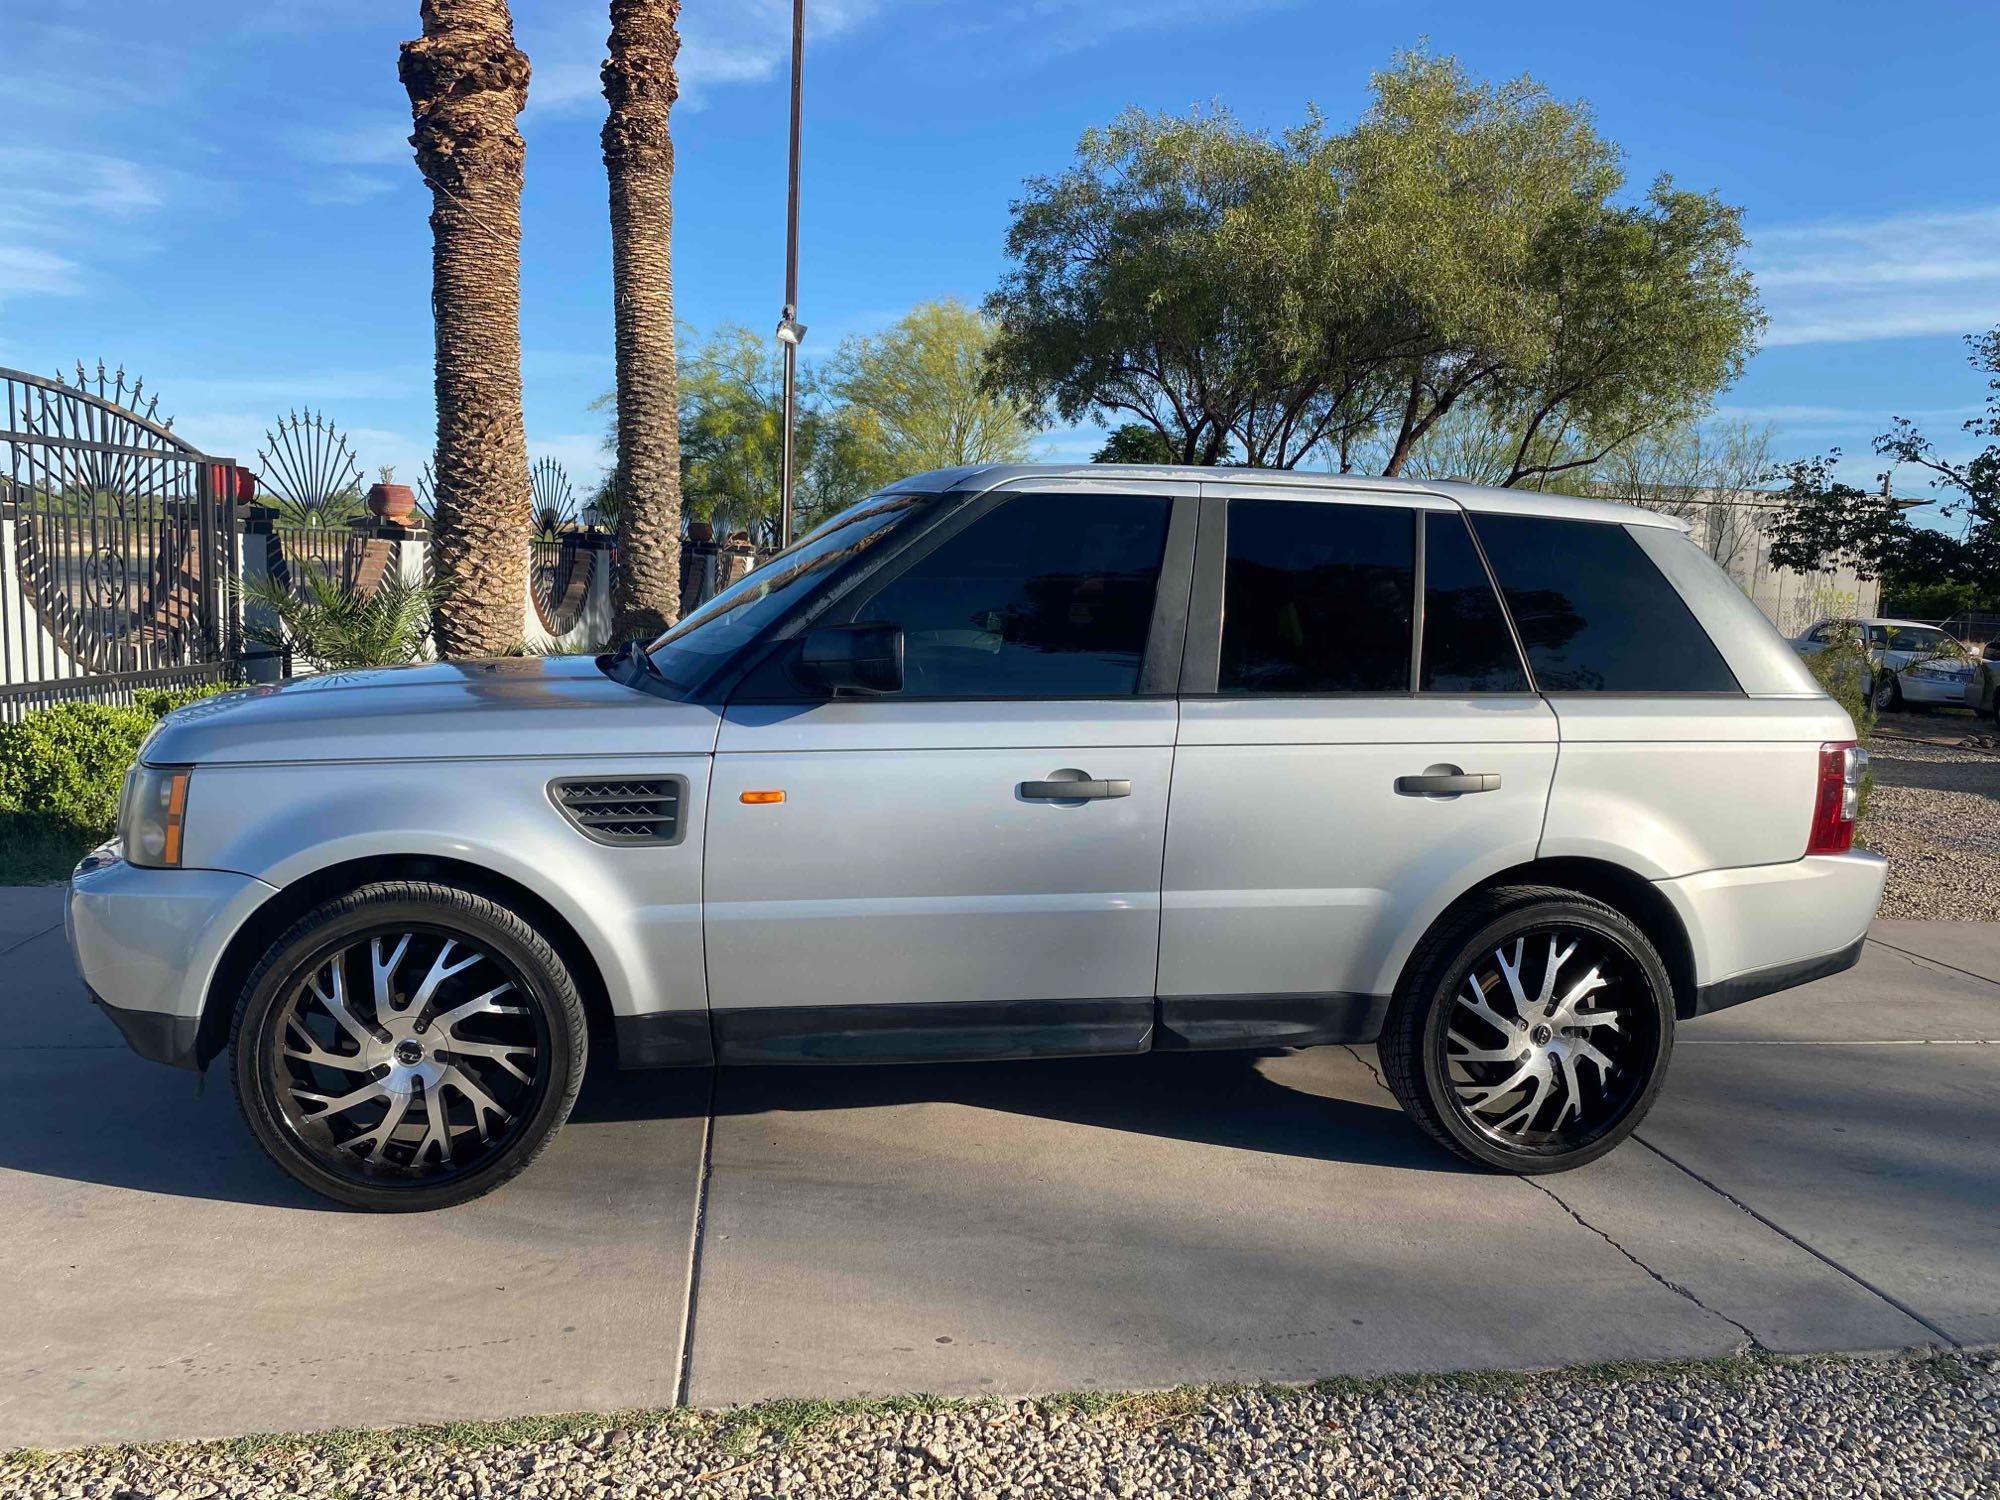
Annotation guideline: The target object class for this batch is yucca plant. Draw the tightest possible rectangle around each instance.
[238,564,444,670]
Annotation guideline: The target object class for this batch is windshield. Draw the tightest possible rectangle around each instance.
[644,492,934,688]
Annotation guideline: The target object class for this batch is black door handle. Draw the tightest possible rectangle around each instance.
[1020,771,1132,801]
[1396,770,1500,796]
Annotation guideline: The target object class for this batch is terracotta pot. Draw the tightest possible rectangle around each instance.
[367,482,418,525]
[686,521,714,542]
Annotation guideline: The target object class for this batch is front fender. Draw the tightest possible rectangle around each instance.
[181,756,710,1024]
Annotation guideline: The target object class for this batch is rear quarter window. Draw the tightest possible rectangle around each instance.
[1471,514,1740,694]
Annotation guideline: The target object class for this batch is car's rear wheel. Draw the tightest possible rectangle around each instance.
[231,881,586,1211]
[1380,886,1673,1173]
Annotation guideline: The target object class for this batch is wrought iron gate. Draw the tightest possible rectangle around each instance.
[0,366,243,718]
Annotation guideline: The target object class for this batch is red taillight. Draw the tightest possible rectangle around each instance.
[1807,740,1867,855]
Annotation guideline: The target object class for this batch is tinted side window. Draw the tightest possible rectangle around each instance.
[1472,515,1739,693]
[849,491,1169,697]
[1422,512,1529,693]
[1219,499,1412,693]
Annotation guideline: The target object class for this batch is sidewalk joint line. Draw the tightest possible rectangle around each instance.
[0,919,63,961]
[1522,1175,1767,1354]
[674,1066,719,1410]
[1864,937,2000,992]
[1634,1135,1963,1349]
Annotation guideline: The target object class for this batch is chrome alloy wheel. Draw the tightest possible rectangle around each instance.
[266,926,549,1184]
[1440,927,1655,1151]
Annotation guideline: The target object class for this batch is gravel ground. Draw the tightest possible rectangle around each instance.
[1861,733,2000,921]
[6,1352,1996,1500]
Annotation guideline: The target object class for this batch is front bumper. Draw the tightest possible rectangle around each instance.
[67,853,278,1071]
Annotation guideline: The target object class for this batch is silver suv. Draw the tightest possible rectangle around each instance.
[69,467,1886,1209]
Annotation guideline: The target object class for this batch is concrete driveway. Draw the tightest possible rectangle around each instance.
[2,887,1995,1449]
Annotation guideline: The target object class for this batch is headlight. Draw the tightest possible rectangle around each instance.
[120,763,192,868]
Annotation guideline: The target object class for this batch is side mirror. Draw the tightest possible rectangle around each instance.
[797,622,904,694]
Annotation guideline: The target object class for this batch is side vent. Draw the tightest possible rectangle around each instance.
[548,776,687,846]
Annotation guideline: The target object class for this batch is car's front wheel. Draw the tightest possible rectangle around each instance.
[231,881,586,1211]
[1872,671,1903,712]
[1380,886,1674,1173]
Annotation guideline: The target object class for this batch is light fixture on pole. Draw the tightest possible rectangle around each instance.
[776,0,805,551]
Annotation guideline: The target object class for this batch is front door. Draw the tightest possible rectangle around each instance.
[704,480,1197,1062]
[1157,488,1559,1047]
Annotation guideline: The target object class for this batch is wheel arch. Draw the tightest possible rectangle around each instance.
[196,854,618,1070]
[1393,856,1699,1021]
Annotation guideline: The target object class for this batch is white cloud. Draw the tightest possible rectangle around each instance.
[303,169,400,206]
[526,431,612,488]
[522,0,886,118]
[296,121,411,168]
[0,245,82,302]
[0,147,173,305]
[1751,206,2000,347]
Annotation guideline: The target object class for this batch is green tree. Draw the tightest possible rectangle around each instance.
[1092,423,1178,464]
[985,49,1764,482]
[602,324,886,541]
[984,105,1325,466]
[827,298,1034,473]
[1766,454,1904,579]
[1876,327,2000,596]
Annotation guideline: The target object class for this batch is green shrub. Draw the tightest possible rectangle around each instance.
[0,684,239,881]
[0,703,156,837]
[1799,622,1876,815]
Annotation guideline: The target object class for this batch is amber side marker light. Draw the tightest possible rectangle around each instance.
[161,770,190,865]
[740,789,787,805]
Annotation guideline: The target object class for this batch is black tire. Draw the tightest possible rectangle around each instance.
[1873,671,1903,713]
[1380,885,1674,1174]
[231,880,587,1211]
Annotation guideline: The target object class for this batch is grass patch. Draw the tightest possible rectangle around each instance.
[5,1350,1973,1473]
[0,815,93,885]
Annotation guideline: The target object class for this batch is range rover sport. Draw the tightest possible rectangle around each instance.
[68,466,1886,1209]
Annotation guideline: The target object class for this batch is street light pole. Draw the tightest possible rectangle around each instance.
[776,0,806,550]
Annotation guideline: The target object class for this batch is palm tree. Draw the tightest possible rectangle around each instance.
[399,0,534,657]
[602,0,684,638]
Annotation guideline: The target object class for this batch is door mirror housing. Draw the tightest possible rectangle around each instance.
[797,622,904,694]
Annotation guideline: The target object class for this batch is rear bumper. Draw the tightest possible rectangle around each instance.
[1688,934,1865,1017]
[67,854,278,1070]
[1656,850,1886,1014]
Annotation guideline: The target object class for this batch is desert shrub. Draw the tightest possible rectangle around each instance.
[0,685,239,880]
[1799,621,1876,815]
[239,566,442,670]
[0,703,156,837]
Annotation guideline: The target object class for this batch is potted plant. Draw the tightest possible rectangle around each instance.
[366,465,419,527]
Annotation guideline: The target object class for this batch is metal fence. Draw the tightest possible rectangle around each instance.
[531,533,596,638]
[0,366,241,721]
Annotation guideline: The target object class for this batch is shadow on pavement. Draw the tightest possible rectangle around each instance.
[0,1043,1457,1209]
[578,1049,1460,1174]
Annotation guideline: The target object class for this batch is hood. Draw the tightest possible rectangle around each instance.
[145,656,722,765]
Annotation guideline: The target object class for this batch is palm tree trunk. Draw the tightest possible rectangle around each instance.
[602,0,684,639]
[399,0,533,658]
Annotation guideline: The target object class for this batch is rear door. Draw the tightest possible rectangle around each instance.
[704,479,1197,1061]
[1157,486,1557,1047]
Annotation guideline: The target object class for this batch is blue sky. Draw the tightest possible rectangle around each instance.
[3,0,1996,515]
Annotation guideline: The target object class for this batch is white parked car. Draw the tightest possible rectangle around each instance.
[1793,616,1978,712]
[69,467,1886,1209]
